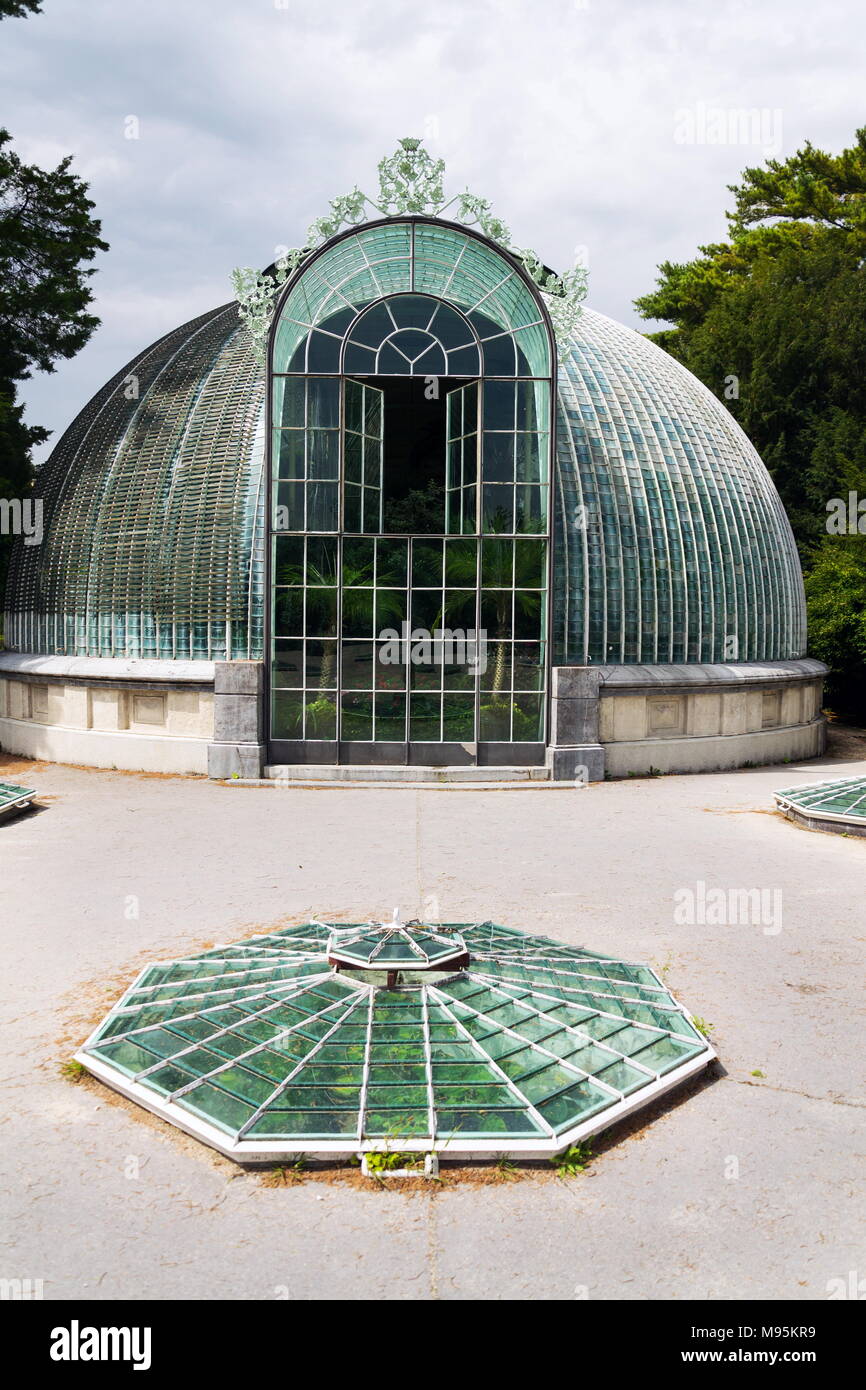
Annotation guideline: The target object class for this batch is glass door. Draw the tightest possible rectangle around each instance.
[445,381,478,534]
[343,379,383,533]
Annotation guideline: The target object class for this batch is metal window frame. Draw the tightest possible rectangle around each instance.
[265,215,557,767]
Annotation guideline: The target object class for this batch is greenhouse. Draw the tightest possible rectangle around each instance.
[0,140,826,780]
[77,919,714,1162]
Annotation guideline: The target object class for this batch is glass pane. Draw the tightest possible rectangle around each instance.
[480,436,514,486]
[480,591,512,640]
[376,588,406,633]
[274,430,305,479]
[482,484,513,533]
[390,295,436,330]
[411,654,441,691]
[344,434,362,484]
[536,1081,612,1130]
[342,589,374,638]
[308,430,339,480]
[272,690,304,739]
[376,538,408,586]
[442,694,475,741]
[273,590,303,637]
[428,300,471,346]
[343,537,375,582]
[461,485,477,533]
[364,1110,430,1137]
[344,343,376,374]
[274,536,304,585]
[375,692,406,740]
[341,692,373,740]
[411,589,442,631]
[374,640,407,690]
[483,380,515,430]
[514,486,545,533]
[306,537,338,585]
[483,334,517,376]
[272,641,303,686]
[351,303,394,348]
[275,481,305,529]
[305,639,336,684]
[304,694,337,739]
[513,694,543,741]
[514,592,543,641]
[412,540,443,586]
[307,482,338,531]
[345,380,363,433]
[441,588,475,630]
[305,587,338,637]
[448,345,482,375]
[445,538,477,587]
[512,642,544,690]
[305,330,340,373]
[410,693,440,741]
[480,642,510,692]
[481,538,512,587]
[308,377,340,428]
[273,376,305,428]
[513,538,546,588]
[479,697,511,740]
[515,433,543,484]
[344,484,362,532]
[516,379,546,430]
[341,641,374,689]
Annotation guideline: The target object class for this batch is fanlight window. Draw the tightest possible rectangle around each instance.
[343,295,481,377]
[272,220,552,379]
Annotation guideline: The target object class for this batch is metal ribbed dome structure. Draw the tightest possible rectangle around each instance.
[4,303,266,662]
[4,307,805,667]
[555,311,806,665]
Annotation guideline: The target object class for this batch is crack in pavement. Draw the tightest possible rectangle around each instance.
[724,1074,864,1108]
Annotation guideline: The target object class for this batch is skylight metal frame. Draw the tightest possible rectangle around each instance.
[774,776,866,829]
[0,783,36,818]
[77,920,714,1163]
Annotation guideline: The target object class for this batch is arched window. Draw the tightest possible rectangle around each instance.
[267,218,555,763]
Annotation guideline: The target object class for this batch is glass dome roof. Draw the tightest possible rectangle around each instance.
[4,216,805,667]
[77,919,713,1162]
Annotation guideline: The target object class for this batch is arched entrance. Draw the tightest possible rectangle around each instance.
[266,217,555,766]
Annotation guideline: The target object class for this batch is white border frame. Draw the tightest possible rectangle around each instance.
[75,1044,714,1164]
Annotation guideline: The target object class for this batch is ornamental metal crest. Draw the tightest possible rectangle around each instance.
[232,137,587,361]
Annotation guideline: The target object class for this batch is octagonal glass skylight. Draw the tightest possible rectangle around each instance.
[0,782,35,819]
[78,920,714,1161]
[774,776,866,834]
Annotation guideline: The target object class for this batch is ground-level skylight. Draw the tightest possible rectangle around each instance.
[774,776,866,836]
[77,920,714,1162]
[0,782,35,819]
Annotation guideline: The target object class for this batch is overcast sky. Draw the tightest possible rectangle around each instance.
[2,0,863,460]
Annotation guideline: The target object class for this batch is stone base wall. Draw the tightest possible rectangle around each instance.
[545,660,827,780]
[0,655,216,774]
[0,653,828,782]
[596,659,827,778]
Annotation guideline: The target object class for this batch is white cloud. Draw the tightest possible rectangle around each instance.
[2,0,863,457]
